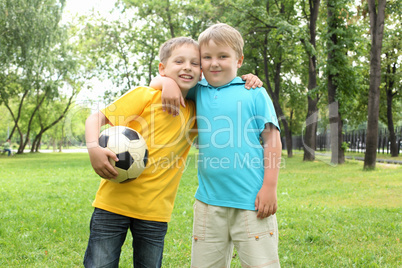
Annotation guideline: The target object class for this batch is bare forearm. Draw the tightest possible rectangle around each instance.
[85,111,108,149]
[262,127,282,187]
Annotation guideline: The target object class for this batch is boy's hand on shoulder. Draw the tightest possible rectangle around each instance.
[161,83,185,117]
[241,73,263,89]
[88,146,119,180]
[255,184,277,219]
[150,75,185,116]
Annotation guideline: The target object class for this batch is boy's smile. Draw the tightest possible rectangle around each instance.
[201,40,244,88]
[159,44,201,93]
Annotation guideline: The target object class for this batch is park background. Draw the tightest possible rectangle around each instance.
[0,0,401,267]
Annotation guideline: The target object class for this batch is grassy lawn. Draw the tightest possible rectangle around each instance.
[0,150,401,267]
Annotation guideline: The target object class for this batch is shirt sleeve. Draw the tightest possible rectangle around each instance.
[101,87,151,126]
[255,89,280,133]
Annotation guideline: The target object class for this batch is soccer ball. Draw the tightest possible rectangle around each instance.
[99,126,148,183]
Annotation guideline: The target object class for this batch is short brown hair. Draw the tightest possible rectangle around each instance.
[159,37,199,64]
[198,23,244,58]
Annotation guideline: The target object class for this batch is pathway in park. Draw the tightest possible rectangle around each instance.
[345,156,402,165]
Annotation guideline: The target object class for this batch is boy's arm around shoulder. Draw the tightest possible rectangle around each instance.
[150,75,185,116]
[241,74,263,89]
[85,111,119,180]
[255,123,282,219]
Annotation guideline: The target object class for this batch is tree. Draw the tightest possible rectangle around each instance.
[78,0,217,103]
[0,0,79,153]
[326,0,360,164]
[327,0,343,164]
[212,0,303,158]
[364,0,386,169]
[380,0,401,157]
[300,0,321,161]
[77,14,158,102]
[30,88,77,152]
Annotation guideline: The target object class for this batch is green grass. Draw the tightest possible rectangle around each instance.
[0,150,401,267]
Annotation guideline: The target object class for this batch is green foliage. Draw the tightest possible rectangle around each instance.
[1,0,400,156]
[324,0,364,117]
[378,1,402,126]
[69,0,400,140]
[0,0,81,153]
[76,0,219,103]
[341,141,349,151]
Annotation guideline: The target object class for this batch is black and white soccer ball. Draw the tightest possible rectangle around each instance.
[99,126,148,183]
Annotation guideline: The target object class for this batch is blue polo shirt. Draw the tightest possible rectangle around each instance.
[188,77,280,210]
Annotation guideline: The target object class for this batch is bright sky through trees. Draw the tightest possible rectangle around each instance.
[63,0,117,106]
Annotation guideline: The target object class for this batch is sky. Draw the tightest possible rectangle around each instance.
[64,0,117,19]
[63,0,118,106]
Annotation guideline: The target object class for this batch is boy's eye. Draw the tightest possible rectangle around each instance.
[175,60,183,64]
[202,56,211,59]
[192,62,200,66]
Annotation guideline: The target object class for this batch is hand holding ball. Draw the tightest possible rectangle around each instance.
[99,126,148,183]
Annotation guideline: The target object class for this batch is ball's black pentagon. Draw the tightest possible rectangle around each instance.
[115,151,134,170]
[143,149,149,166]
[122,128,140,141]
[99,134,109,148]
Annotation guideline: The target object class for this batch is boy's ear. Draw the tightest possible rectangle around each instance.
[237,55,244,68]
[158,62,166,76]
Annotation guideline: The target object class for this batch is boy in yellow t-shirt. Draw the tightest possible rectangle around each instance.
[83,37,201,268]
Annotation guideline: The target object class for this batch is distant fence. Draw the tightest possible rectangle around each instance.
[286,127,402,154]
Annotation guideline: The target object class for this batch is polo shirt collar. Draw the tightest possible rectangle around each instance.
[199,77,245,89]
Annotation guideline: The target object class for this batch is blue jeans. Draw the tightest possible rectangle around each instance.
[3,149,11,156]
[83,208,168,268]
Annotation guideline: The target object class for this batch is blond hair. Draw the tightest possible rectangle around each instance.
[159,37,199,64]
[198,23,244,58]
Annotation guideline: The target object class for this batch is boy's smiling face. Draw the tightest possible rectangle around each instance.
[159,44,201,93]
[200,40,244,88]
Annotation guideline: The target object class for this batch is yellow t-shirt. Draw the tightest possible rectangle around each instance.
[93,86,197,222]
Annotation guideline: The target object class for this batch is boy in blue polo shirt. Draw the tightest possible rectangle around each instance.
[151,23,281,267]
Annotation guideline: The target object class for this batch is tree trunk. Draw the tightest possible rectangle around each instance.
[32,132,42,153]
[20,91,47,153]
[31,136,38,153]
[328,101,345,164]
[1,90,29,153]
[327,0,344,165]
[282,120,293,158]
[386,82,398,157]
[35,134,42,152]
[385,54,398,157]
[303,96,318,161]
[364,0,386,169]
[303,0,320,161]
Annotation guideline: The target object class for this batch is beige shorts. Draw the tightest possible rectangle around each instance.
[191,200,280,268]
